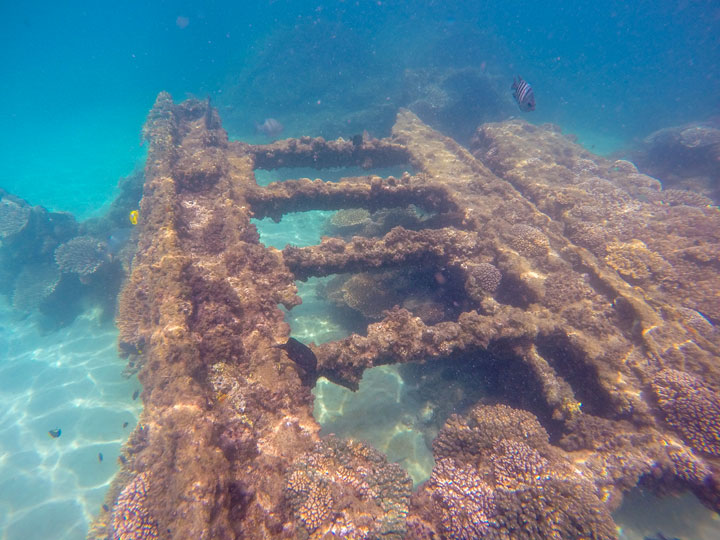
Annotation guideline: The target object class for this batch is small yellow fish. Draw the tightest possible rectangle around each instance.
[129,210,139,225]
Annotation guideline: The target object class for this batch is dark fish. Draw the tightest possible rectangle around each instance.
[132,390,139,400]
[102,504,110,512]
[98,452,103,462]
[512,76,535,112]
[118,455,127,465]
[273,337,318,385]
[122,421,129,428]
[48,428,61,438]
[255,118,284,139]
[643,534,680,540]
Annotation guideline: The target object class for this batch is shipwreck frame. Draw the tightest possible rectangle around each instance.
[90,93,720,540]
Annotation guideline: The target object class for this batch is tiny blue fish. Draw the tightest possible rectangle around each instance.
[512,76,535,112]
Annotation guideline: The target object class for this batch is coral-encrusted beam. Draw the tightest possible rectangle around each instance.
[282,226,480,280]
[246,174,457,221]
[236,136,410,170]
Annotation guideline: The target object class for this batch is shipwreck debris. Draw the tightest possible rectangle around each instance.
[92,92,720,539]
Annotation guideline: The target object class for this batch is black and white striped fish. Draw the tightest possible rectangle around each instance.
[512,76,535,112]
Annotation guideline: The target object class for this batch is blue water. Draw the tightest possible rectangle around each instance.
[1,1,719,538]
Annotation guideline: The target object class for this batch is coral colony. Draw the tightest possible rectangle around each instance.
[17,92,707,539]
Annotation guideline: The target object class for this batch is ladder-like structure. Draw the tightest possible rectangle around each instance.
[90,93,720,539]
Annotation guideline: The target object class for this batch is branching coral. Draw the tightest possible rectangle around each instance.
[432,403,549,463]
[0,197,30,238]
[285,436,412,538]
[652,368,720,456]
[426,458,495,539]
[657,189,713,208]
[416,404,617,540]
[54,235,108,275]
[12,262,61,312]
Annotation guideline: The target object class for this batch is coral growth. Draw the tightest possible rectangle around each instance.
[285,436,412,538]
[0,196,30,238]
[463,261,502,302]
[628,121,720,203]
[424,458,495,538]
[111,472,158,540]
[604,239,672,282]
[327,208,372,234]
[508,223,550,256]
[413,404,617,540]
[12,262,61,312]
[652,368,720,456]
[433,404,549,463]
[54,235,108,276]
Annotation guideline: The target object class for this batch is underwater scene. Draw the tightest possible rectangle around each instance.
[1,1,720,539]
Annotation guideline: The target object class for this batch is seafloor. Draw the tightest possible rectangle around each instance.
[60,93,720,539]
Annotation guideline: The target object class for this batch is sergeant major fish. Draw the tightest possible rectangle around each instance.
[512,76,535,112]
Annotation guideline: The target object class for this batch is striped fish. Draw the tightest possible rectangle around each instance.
[512,76,535,112]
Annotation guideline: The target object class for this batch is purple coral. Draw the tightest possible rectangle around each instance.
[491,439,549,490]
[652,368,720,456]
[111,472,158,540]
[285,436,412,538]
[417,404,617,540]
[427,458,495,539]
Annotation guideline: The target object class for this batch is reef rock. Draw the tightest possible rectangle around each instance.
[628,120,720,203]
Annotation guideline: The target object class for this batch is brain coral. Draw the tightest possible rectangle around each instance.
[54,235,108,275]
[285,436,412,538]
[652,368,720,456]
[111,472,158,540]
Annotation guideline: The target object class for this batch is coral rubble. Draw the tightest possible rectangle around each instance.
[93,95,720,539]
